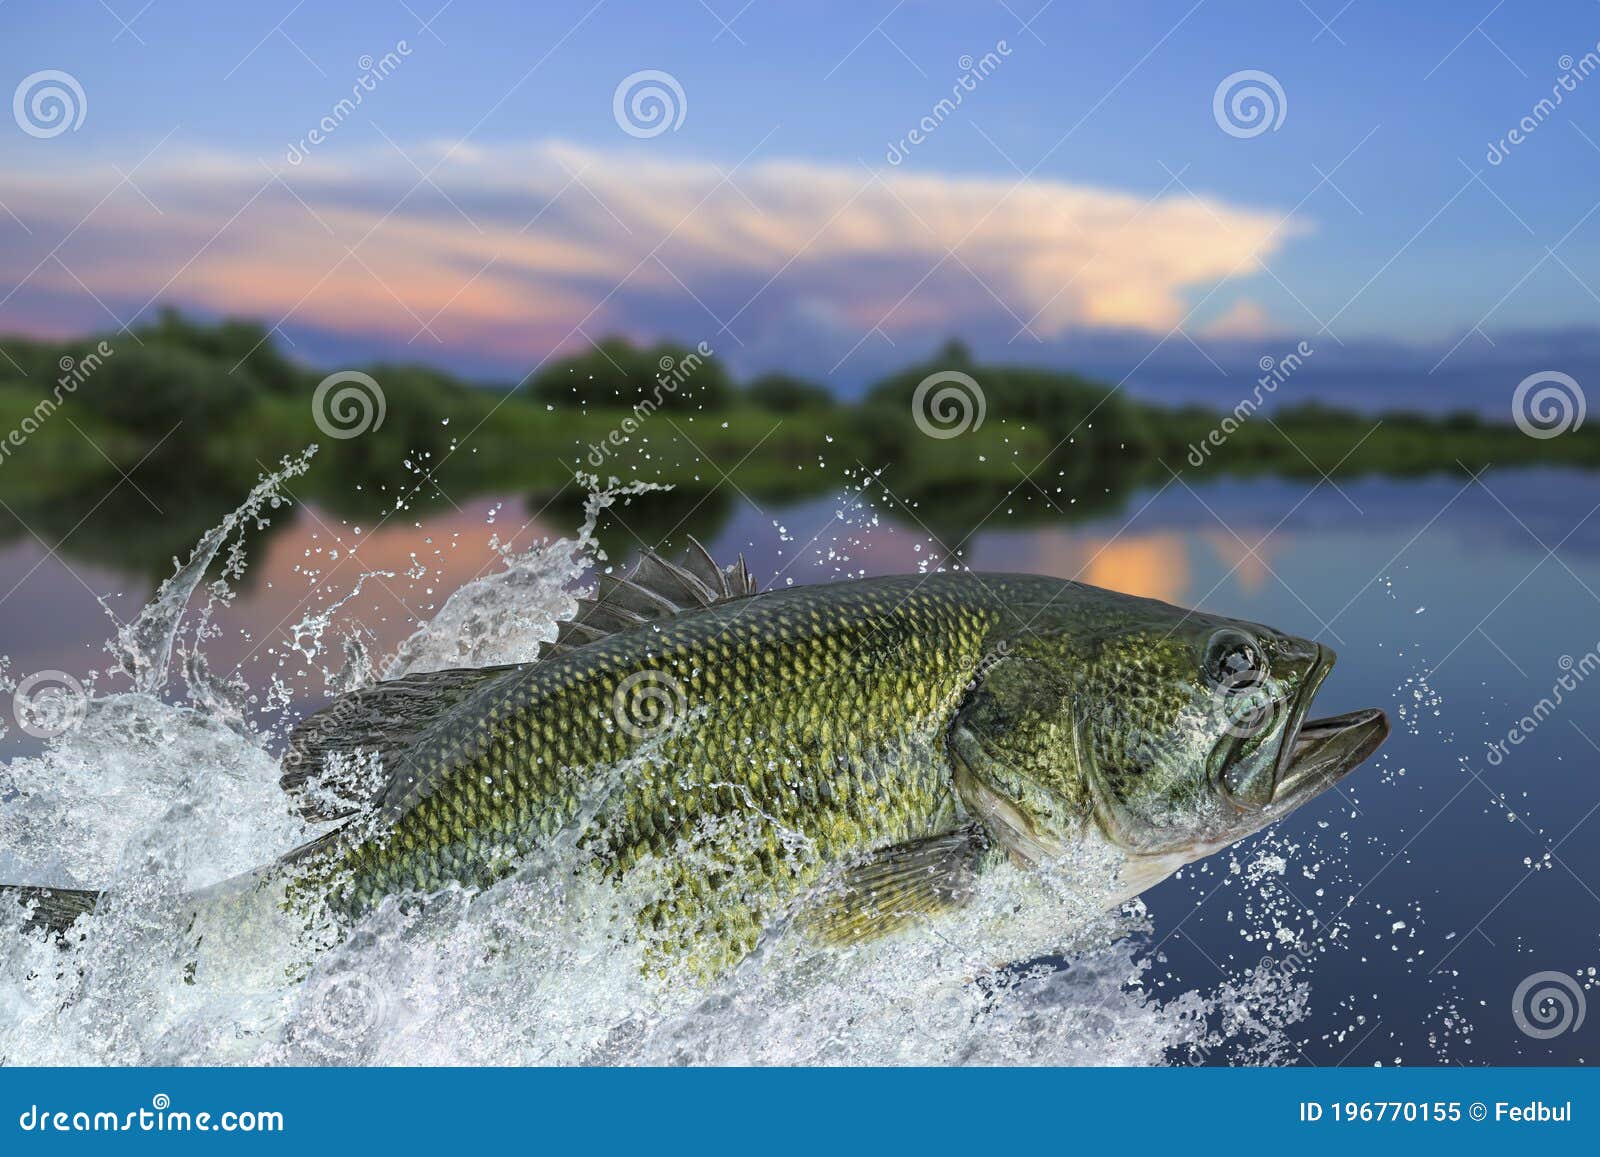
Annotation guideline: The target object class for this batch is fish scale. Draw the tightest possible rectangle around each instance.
[324,576,1007,964]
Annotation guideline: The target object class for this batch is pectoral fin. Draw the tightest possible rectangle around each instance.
[802,825,988,945]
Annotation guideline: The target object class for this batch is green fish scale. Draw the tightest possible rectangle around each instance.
[331,576,1010,960]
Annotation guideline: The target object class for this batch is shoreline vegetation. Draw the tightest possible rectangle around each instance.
[1,311,1594,575]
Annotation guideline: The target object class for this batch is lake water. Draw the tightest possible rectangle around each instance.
[2,462,1597,1065]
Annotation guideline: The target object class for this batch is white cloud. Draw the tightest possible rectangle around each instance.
[0,141,1300,368]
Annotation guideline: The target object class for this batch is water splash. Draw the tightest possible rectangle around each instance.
[0,466,1315,1066]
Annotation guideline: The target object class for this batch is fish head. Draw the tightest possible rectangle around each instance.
[951,595,1388,899]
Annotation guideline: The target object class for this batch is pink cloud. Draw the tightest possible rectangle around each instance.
[0,141,1303,373]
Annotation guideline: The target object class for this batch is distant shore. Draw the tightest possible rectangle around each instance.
[2,313,1595,575]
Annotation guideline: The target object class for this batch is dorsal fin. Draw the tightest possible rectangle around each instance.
[280,664,520,822]
[540,536,759,659]
[280,541,759,820]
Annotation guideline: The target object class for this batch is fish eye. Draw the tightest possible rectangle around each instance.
[1204,629,1268,692]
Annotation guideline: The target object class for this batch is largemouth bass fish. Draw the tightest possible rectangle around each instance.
[7,543,1387,973]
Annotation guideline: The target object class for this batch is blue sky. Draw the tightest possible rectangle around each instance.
[3,0,1599,388]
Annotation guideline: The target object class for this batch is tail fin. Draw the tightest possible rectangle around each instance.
[3,885,101,938]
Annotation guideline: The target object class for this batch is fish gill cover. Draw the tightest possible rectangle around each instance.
[0,453,1438,1066]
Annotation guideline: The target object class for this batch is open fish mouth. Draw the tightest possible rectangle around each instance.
[1268,706,1390,814]
[1106,705,1389,904]
[1231,641,1389,817]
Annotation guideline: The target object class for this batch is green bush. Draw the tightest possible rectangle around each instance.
[863,339,1152,459]
[74,344,257,438]
[744,372,836,413]
[140,308,305,395]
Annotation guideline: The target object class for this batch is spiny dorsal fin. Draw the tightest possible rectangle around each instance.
[540,536,759,659]
[280,663,520,822]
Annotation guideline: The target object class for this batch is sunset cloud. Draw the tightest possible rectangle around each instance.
[0,141,1299,376]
